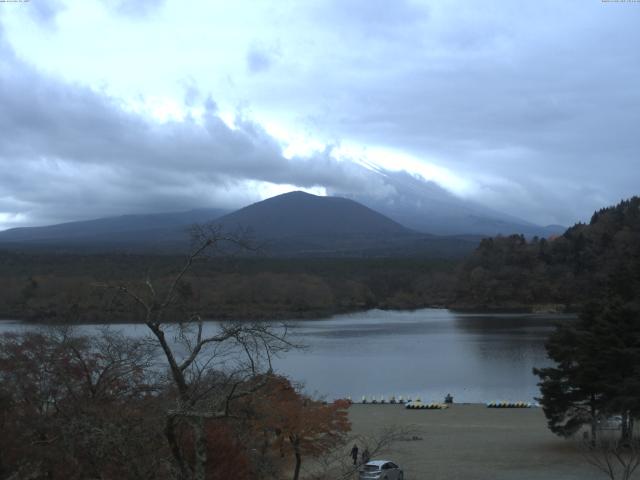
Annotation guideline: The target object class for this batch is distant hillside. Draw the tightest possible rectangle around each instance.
[0,209,228,251]
[0,192,479,257]
[213,191,478,257]
[338,170,565,237]
[453,196,640,310]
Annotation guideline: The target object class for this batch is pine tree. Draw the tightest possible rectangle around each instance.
[534,262,640,442]
[533,314,606,442]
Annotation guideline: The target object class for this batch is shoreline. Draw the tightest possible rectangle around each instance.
[448,303,580,314]
[0,304,578,326]
[0,303,445,325]
[0,306,362,325]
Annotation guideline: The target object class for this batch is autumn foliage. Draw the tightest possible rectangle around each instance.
[0,330,168,479]
[246,375,351,480]
[0,333,351,480]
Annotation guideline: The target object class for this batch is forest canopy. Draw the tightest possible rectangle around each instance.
[453,197,640,311]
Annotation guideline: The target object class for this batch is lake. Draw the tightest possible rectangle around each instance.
[0,308,568,403]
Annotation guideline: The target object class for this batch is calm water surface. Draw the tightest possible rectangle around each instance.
[0,308,569,403]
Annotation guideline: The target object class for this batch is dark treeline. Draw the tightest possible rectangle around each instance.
[3,196,639,322]
[530,202,640,463]
[0,253,457,322]
[453,197,640,311]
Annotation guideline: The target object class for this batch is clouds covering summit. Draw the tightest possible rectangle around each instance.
[0,0,638,230]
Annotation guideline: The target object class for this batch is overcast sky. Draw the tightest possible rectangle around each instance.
[0,0,638,230]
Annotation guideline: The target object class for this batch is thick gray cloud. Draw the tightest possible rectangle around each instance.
[0,0,638,230]
[234,0,640,225]
[0,27,394,229]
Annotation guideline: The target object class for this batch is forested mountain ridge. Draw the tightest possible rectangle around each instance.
[0,209,229,248]
[453,196,640,311]
[0,191,479,257]
[0,189,564,254]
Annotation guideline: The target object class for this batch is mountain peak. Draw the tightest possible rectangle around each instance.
[215,192,411,239]
[277,190,315,197]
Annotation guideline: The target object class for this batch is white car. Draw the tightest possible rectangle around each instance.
[358,460,404,480]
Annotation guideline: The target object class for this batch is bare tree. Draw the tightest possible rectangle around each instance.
[0,328,167,480]
[583,437,640,480]
[102,224,296,480]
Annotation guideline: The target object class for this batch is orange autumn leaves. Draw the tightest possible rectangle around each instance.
[188,375,351,480]
[245,375,351,479]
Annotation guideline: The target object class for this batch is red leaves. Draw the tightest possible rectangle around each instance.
[0,331,166,479]
[249,375,351,459]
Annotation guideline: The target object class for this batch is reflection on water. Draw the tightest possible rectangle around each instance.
[0,309,572,403]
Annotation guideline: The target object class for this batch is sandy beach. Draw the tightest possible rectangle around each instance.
[345,404,607,480]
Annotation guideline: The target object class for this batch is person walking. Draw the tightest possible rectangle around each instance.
[362,447,370,465]
[350,444,359,466]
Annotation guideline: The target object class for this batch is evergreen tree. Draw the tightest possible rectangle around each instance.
[456,196,640,309]
[533,315,606,442]
[587,299,640,440]
[534,262,640,442]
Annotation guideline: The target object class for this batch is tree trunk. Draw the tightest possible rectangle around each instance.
[148,323,188,396]
[192,416,207,480]
[165,415,188,480]
[291,438,302,480]
[590,399,598,446]
[621,410,633,443]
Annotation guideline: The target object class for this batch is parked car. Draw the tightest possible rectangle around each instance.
[598,415,623,430]
[358,460,404,480]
